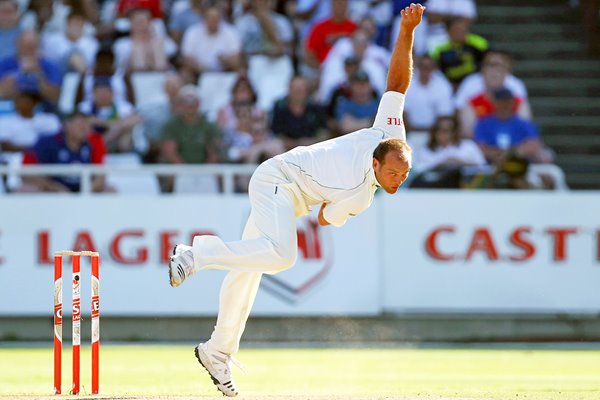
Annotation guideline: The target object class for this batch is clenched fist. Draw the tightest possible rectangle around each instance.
[400,3,425,31]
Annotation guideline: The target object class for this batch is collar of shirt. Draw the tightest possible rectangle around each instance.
[369,166,381,188]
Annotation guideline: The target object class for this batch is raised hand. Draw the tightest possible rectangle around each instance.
[400,3,425,31]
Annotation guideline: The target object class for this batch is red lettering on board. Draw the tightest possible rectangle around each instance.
[509,227,536,262]
[110,230,147,264]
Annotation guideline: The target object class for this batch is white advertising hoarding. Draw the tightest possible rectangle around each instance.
[0,196,381,316]
[1,191,599,316]
[381,191,600,313]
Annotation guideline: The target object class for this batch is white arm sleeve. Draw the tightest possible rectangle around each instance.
[323,201,352,228]
[322,191,366,228]
[372,91,407,140]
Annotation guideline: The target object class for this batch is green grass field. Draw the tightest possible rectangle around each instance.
[1,345,599,400]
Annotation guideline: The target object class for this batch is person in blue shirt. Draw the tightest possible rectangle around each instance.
[0,0,22,61]
[21,112,108,192]
[0,30,62,106]
[474,87,553,166]
[334,70,379,134]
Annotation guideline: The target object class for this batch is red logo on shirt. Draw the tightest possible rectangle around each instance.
[387,117,403,126]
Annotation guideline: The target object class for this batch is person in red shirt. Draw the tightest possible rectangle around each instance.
[304,0,357,68]
[468,90,523,120]
[21,112,109,192]
[117,0,162,19]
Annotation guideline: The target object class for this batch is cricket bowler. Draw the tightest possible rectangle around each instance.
[168,3,425,396]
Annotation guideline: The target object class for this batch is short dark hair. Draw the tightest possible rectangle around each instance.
[67,10,87,22]
[231,76,257,104]
[428,115,459,150]
[373,138,412,164]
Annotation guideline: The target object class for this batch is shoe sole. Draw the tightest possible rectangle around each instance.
[167,245,177,287]
[194,346,238,397]
[168,245,186,288]
[168,257,186,288]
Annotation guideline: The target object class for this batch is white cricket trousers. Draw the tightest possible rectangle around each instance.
[191,159,300,354]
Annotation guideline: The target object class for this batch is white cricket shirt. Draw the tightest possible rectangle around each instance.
[275,91,406,227]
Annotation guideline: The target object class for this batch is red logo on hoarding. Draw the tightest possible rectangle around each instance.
[36,229,217,265]
[424,225,583,262]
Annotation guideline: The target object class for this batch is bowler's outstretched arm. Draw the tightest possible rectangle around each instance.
[386,3,425,94]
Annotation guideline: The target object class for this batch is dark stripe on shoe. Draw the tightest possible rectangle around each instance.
[194,347,225,391]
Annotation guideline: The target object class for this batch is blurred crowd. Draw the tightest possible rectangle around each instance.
[0,0,564,193]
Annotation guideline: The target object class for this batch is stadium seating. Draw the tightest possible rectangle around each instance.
[131,72,168,108]
[197,72,238,121]
[247,55,293,111]
[58,72,82,114]
[173,175,219,194]
[104,153,161,194]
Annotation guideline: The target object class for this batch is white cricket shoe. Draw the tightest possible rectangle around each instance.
[172,244,192,257]
[168,247,194,288]
[194,342,239,397]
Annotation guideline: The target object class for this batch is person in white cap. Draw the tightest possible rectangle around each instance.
[167,3,425,397]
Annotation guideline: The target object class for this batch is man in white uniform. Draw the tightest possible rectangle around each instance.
[167,4,425,397]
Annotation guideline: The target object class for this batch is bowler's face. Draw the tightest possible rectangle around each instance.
[373,151,411,194]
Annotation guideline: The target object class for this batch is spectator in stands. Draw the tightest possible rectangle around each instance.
[216,75,260,132]
[0,90,61,151]
[181,4,241,77]
[21,0,98,37]
[79,47,134,105]
[136,72,183,162]
[42,11,99,74]
[413,115,486,173]
[22,0,65,34]
[21,111,110,192]
[404,55,454,132]
[425,0,478,23]
[0,30,62,105]
[304,0,357,70]
[0,0,22,61]
[169,0,205,45]
[271,75,328,151]
[222,101,253,162]
[487,152,532,190]
[225,107,284,164]
[430,17,488,87]
[78,77,141,153]
[113,7,176,73]
[295,0,331,41]
[390,0,476,57]
[116,0,163,19]
[421,0,477,49]
[319,25,390,103]
[242,109,285,163]
[334,70,378,134]
[457,50,532,138]
[160,84,222,165]
[226,107,284,191]
[325,55,361,118]
[350,2,393,47]
[474,88,553,167]
[236,0,294,58]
